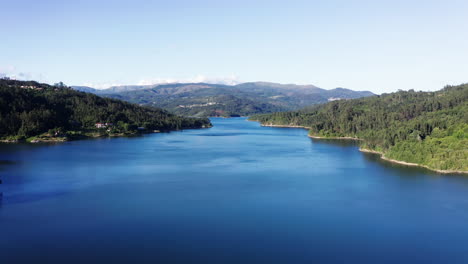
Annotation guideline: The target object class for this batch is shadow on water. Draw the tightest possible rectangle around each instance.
[0,160,72,205]
[361,151,468,179]
[0,161,11,208]
[361,152,434,175]
[0,160,20,207]
[3,191,69,204]
[0,160,16,166]
[310,138,468,178]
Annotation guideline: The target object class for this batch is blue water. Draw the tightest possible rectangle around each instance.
[1,117,468,263]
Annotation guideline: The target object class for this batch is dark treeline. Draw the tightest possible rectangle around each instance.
[0,79,211,140]
[251,84,468,171]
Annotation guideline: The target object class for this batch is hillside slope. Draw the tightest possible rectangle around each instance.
[0,79,211,142]
[250,84,468,173]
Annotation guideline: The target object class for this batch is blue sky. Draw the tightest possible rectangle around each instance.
[1,0,467,93]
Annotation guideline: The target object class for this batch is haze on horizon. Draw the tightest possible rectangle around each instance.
[2,0,467,94]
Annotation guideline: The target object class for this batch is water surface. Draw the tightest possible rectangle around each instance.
[1,118,468,263]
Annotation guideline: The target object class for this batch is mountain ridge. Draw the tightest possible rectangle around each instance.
[71,81,372,94]
[72,82,374,117]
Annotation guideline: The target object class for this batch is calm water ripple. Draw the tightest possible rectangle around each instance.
[1,117,468,263]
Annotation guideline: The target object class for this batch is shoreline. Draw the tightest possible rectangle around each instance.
[0,125,212,144]
[258,123,311,130]
[308,135,361,140]
[255,121,467,175]
[0,139,19,143]
[360,148,468,175]
[0,134,140,144]
[258,123,361,140]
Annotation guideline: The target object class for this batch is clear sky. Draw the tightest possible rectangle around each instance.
[2,0,467,93]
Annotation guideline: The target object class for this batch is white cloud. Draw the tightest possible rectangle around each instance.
[79,75,241,89]
[81,82,128,89]
[0,66,44,82]
[137,74,241,86]
[136,78,179,86]
[2,69,241,90]
[0,66,18,79]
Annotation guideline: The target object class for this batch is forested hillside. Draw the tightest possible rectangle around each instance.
[250,84,468,172]
[107,83,287,117]
[79,82,374,117]
[0,79,211,142]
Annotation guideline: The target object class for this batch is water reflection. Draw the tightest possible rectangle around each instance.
[360,152,439,176]
[309,138,360,147]
[2,117,468,264]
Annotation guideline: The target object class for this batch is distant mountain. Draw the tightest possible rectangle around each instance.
[72,82,374,117]
[233,82,374,107]
[71,85,99,93]
[71,84,154,94]
[101,85,155,93]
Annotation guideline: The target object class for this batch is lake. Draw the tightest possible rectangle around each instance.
[1,117,468,263]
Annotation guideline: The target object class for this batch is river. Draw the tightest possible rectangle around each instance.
[1,117,468,263]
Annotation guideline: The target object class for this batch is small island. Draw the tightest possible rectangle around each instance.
[0,79,212,143]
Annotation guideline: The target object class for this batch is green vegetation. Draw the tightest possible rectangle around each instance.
[0,79,211,142]
[98,82,374,117]
[109,86,287,117]
[250,84,468,172]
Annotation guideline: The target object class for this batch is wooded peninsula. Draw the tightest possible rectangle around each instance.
[250,84,468,173]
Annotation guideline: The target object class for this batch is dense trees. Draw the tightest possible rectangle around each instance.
[250,84,468,172]
[0,79,211,140]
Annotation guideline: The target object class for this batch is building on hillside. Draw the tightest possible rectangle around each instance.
[95,123,113,128]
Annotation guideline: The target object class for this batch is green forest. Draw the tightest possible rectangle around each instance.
[250,84,468,172]
[0,79,211,142]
